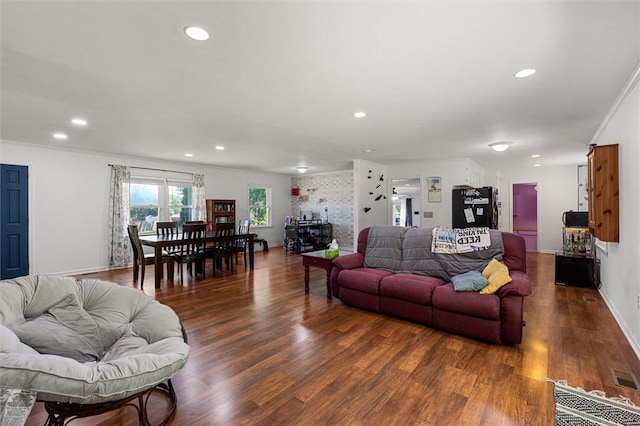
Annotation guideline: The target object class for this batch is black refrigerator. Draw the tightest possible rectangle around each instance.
[452,186,498,229]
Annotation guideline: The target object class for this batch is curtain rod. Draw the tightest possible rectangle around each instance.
[108,164,194,176]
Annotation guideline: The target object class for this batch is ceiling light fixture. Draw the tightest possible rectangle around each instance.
[215,145,224,150]
[531,154,541,158]
[489,141,513,152]
[184,26,209,41]
[533,163,542,167]
[296,166,308,173]
[185,153,194,157]
[53,132,68,140]
[70,118,87,126]
[515,68,536,78]
[363,149,373,153]
[354,112,367,118]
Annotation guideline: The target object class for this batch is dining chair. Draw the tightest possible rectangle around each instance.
[127,224,174,289]
[205,222,235,276]
[156,221,180,255]
[229,219,250,265]
[185,221,205,224]
[171,223,207,284]
[156,221,178,238]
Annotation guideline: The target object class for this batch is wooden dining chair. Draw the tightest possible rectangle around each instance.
[127,224,174,289]
[171,223,207,284]
[156,221,179,255]
[229,219,250,265]
[156,221,178,238]
[205,222,235,276]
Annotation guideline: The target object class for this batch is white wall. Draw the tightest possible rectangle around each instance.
[354,159,389,247]
[591,66,640,356]
[387,158,485,229]
[485,165,579,253]
[1,140,291,275]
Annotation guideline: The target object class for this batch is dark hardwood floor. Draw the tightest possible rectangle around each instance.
[24,249,640,425]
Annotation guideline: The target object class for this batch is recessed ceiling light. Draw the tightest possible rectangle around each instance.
[515,69,536,78]
[184,26,209,41]
[215,146,224,150]
[53,132,68,140]
[488,141,513,152]
[531,154,541,158]
[185,153,194,157]
[533,163,542,167]
[354,112,367,118]
[363,149,374,153]
[296,166,308,173]
[70,118,87,126]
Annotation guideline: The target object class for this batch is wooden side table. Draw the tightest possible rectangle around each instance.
[301,250,351,299]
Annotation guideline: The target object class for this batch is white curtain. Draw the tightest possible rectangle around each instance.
[193,173,206,221]
[399,201,407,227]
[107,165,131,267]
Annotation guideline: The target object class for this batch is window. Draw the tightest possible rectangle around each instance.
[130,177,194,233]
[249,185,271,227]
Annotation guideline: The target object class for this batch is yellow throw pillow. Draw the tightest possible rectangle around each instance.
[480,259,512,294]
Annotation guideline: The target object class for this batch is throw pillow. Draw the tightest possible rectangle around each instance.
[480,259,512,294]
[8,294,121,362]
[0,325,40,354]
[451,270,489,292]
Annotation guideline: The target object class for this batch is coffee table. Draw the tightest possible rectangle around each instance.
[301,250,351,299]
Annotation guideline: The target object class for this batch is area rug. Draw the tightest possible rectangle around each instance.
[544,378,640,425]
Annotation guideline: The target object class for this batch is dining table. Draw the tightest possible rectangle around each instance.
[139,232,255,288]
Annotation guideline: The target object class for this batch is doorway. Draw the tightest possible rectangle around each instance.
[392,178,421,227]
[512,183,538,252]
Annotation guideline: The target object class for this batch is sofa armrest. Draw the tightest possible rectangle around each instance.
[332,253,364,270]
[495,271,532,298]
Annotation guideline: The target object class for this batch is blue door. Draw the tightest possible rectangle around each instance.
[1,164,29,279]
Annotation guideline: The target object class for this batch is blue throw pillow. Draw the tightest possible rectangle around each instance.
[451,270,489,292]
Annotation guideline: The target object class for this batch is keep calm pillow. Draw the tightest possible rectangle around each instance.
[451,270,489,292]
[8,294,121,362]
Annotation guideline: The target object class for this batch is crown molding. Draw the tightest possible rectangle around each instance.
[590,61,640,145]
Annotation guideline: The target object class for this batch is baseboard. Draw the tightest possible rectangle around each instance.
[45,265,126,277]
[539,249,557,255]
[599,289,640,362]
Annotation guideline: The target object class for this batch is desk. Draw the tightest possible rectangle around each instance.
[139,233,255,288]
[301,250,351,299]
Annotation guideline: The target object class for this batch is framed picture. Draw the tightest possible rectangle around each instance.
[427,177,442,203]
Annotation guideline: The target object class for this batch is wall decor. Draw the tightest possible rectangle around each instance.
[427,176,442,203]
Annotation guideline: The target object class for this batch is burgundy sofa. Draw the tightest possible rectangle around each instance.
[329,227,532,344]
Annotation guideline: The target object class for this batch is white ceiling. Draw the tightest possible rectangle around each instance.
[1,1,639,175]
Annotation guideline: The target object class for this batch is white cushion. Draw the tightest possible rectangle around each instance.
[7,293,123,362]
[0,325,39,355]
[0,275,189,404]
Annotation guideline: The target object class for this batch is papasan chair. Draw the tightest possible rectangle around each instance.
[0,275,190,426]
